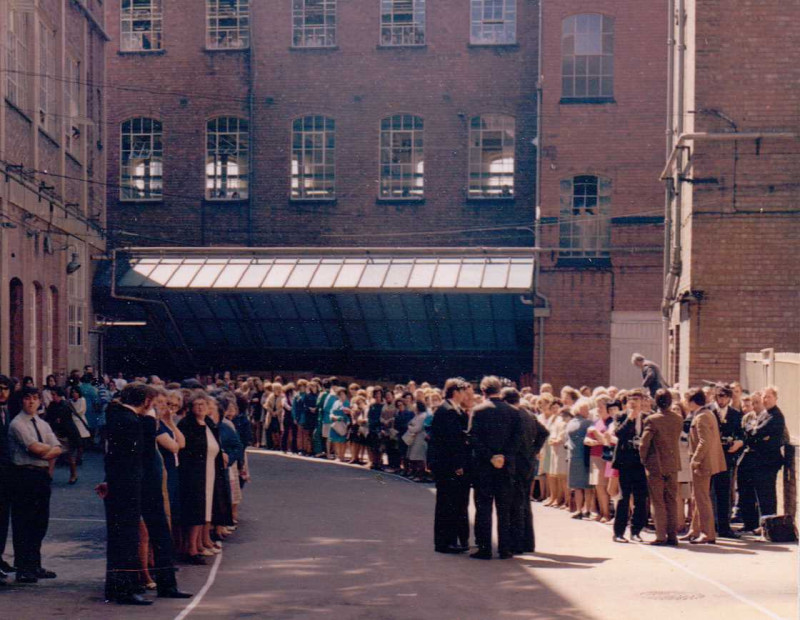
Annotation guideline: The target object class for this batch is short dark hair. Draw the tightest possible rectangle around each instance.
[687,387,707,407]
[655,389,672,411]
[444,378,466,399]
[501,386,521,405]
[119,382,151,407]
[21,386,40,398]
[716,385,733,398]
[53,386,67,398]
[0,375,10,389]
[322,378,332,389]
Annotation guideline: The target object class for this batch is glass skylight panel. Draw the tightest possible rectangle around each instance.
[432,260,461,288]
[333,260,367,288]
[407,259,437,288]
[383,260,414,288]
[310,260,344,288]
[456,260,486,288]
[212,263,249,288]
[482,261,511,289]
[142,260,182,287]
[120,260,158,287]
[237,261,274,288]
[507,259,534,290]
[358,260,391,288]
[188,260,228,287]
[166,264,203,288]
[262,259,298,288]
[285,259,321,288]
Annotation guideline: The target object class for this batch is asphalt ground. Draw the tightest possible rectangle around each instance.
[2,450,797,619]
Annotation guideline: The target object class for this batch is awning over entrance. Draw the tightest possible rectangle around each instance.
[100,247,536,381]
[116,248,535,294]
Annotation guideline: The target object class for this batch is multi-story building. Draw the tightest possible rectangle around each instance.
[0,0,108,383]
[662,0,800,390]
[102,0,666,387]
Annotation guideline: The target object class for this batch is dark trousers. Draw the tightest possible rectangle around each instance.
[614,465,648,538]
[711,467,734,533]
[511,471,535,553]
[434,474,470,549]
[105,489,141,599]
[0,465,12,558]
[141,484,177,593]
[738,466,779,530]
[11,467,51,573]
[281,423,298,453]
[474,469,514,554]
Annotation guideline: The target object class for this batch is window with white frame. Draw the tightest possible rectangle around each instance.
[380,114,424,198]
[291,116,335,199]
[207,0,249,49]
[5,10,30,113]
[206,117,249,200]
[121,0,163,51]
[380,0,425,46]
[559,175,611,257]
[38,22,57,135]
[292,0,336,48]
[67,246,85,348]
[468,114,515,198]
[121,118,163,200]
[470,0,516,45]
[64,57,82,156]
[562,14,614,100]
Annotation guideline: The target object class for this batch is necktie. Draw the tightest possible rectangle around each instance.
[0,405,5,426]
[31,416,44,443]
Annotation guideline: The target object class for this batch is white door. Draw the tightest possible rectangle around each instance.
[609,311,663,390]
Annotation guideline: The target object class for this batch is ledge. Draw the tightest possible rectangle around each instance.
[119,198,164,205]
[555,256,612,269]
[117,49,166,56]
[376,44,427,50]
[375,197,425,206]
[466,196,516,205]
[611,215,665,226]
[560,97,616,105]
[204,46,250,53]
[289,197,337,205]
[289,45,339,52]
[204,198,249,205]
[468,42,519,50]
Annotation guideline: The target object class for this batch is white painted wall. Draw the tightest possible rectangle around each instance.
[610,311,664,390]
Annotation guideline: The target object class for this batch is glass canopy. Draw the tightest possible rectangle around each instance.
[117,253,535,294]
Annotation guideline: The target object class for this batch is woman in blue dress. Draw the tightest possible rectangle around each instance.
[156,389,186,544]
[328,387,350,461]
[566,398,594,519]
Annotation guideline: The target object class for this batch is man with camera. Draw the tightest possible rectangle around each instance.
[710,384,744,539]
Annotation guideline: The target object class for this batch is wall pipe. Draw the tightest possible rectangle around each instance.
[662,0,676,377]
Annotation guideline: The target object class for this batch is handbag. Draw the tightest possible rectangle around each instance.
[761,515,798,543]
[331,420,348,436]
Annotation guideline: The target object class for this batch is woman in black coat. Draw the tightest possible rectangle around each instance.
[177,394,216,564]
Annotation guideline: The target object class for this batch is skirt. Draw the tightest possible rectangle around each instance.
[568,451,591,489]
[589,456,607,486]
[229,464,243,505]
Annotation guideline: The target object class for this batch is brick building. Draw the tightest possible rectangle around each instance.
[662,0,800,389]
[0,0,108,384]
[102,0,667,387]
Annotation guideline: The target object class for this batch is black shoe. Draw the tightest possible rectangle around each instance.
[649,540,669,546]
[158,588,193,599]
[666,538,679,547]
[0,560,16,573]
[34,568,56,579]
[451,545,470,553]
[718,530,741,540]
[498,552,514,559]
[114,594,153,606]
[469,550,492,560]
[15,571,38,584]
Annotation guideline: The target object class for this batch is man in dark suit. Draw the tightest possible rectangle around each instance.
[503,387,548,555]
[639,389,683,545]
[428,378,471,554]
[612,391,649,543]
[738,386,786,534]
[468,376,521,559]
[711,384,744,538]
[0,375,17,577]
[631,353,666,397]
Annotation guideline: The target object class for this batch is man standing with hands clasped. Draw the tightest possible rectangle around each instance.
[682,388,727,544]
[468,376,521,560]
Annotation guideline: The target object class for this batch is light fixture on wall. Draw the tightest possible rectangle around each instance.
[66,252,82,274]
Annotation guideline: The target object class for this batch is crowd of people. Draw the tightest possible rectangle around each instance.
[0,354,791,602]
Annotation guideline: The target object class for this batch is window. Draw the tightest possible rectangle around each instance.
[562,14,614,100]
[559,175,611,257]
[206,117,249,200]
[64,58,82,155]
[292,0,336,48]
[470,0,516,45]
[38,22,57,135]
[121,118,163,200]
[121,0,163,51]
[380,0,425,46]
[5,10,30,112]
[207,0,249,49]
[67,247,85,348]
[469,115,515,198]
[380,114,424,198]
[291,116,335,199]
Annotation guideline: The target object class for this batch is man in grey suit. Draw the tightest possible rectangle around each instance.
[639,389,683,545]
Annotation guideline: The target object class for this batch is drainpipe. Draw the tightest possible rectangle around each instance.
[110,248,196,368]
[662,0,676,378]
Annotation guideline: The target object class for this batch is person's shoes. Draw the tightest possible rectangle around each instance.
[15,571,38,584]
[158,588,193,599]
[498,552,514,559]
[435,545,466,554]
[34,568,56,579]
[666,537,679,547]
[612,535,629,543]
[718,529,741,540]
[187,555,207,565]
[631,534,644,542]
[68,477,78,485]
[739,528,759,536]
[0,560,16,573]
[690,535,715,544]
[679,533,698,542]
[570,511,583,520]
[469,550,492,560]
[451,545,470,553]
[649,539,669,546]
[114,594,153,606]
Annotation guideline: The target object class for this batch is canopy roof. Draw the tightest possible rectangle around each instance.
[115,247,535,294]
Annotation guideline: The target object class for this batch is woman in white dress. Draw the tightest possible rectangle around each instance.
[547,402,571,509]
[69,385,91,464]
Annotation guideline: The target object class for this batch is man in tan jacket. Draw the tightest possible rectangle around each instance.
[682,387,727,544]
[639,389,683,545]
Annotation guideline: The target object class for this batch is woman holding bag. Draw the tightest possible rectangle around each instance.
[328,388,350,461]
